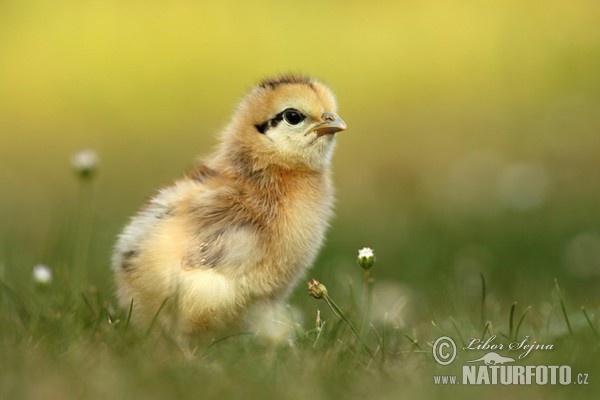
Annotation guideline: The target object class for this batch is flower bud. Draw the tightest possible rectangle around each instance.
[71,149,99,180]
[307,278,328,299]
[32,264,52,286]
[357,247,375,270]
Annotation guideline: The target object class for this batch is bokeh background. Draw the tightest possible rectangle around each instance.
[1,0,599,318]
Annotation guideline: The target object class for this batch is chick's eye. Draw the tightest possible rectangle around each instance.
[283,109,305,125]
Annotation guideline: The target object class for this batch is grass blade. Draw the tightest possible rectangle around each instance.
[480,321,491,341]
[581,307,600,340]
[81,293,95,316]
[347,279,357,316]
[430,320,445,336]
[403,334,423,351]
[145,297,169,338]
[554,279,572,335]
[509,301,517,340]
[203,332,255,355]
[124,297,134,332]
[480,273,486,327]
[515,306,531,339]
[0,280,30,322]
[449,317,466,347]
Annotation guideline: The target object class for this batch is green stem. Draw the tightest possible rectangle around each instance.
[74,180,94,288]
[322,293,374,358]
[360,268,371,337]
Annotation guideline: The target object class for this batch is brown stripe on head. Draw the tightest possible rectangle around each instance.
[258,74,314,90]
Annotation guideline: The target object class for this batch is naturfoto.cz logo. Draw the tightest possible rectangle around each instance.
[432,336,590,386]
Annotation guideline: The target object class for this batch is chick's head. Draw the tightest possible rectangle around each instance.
[223,75,346,171]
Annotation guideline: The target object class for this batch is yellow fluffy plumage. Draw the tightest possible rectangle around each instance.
[112,75,346,335]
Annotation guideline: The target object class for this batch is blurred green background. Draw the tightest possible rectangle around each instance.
[1,0,599,309]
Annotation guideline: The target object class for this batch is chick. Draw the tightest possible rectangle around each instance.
[112,74,346,335]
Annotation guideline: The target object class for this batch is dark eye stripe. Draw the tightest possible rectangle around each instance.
[271,111,285,126]
[255,113,283,134]
[255,109,304,134]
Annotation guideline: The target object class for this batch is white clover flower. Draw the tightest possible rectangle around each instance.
[32,264,52,285]
[358,247,374,259]
[357,247,375,270]
[71,148,99,179]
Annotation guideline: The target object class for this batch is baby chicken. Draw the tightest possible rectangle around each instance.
[112,75,346,335]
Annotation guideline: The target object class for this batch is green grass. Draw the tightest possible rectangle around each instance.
[1,214,599,399]
[1,161,599,399]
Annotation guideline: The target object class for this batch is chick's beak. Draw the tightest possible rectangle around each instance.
[312,112,347,137]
